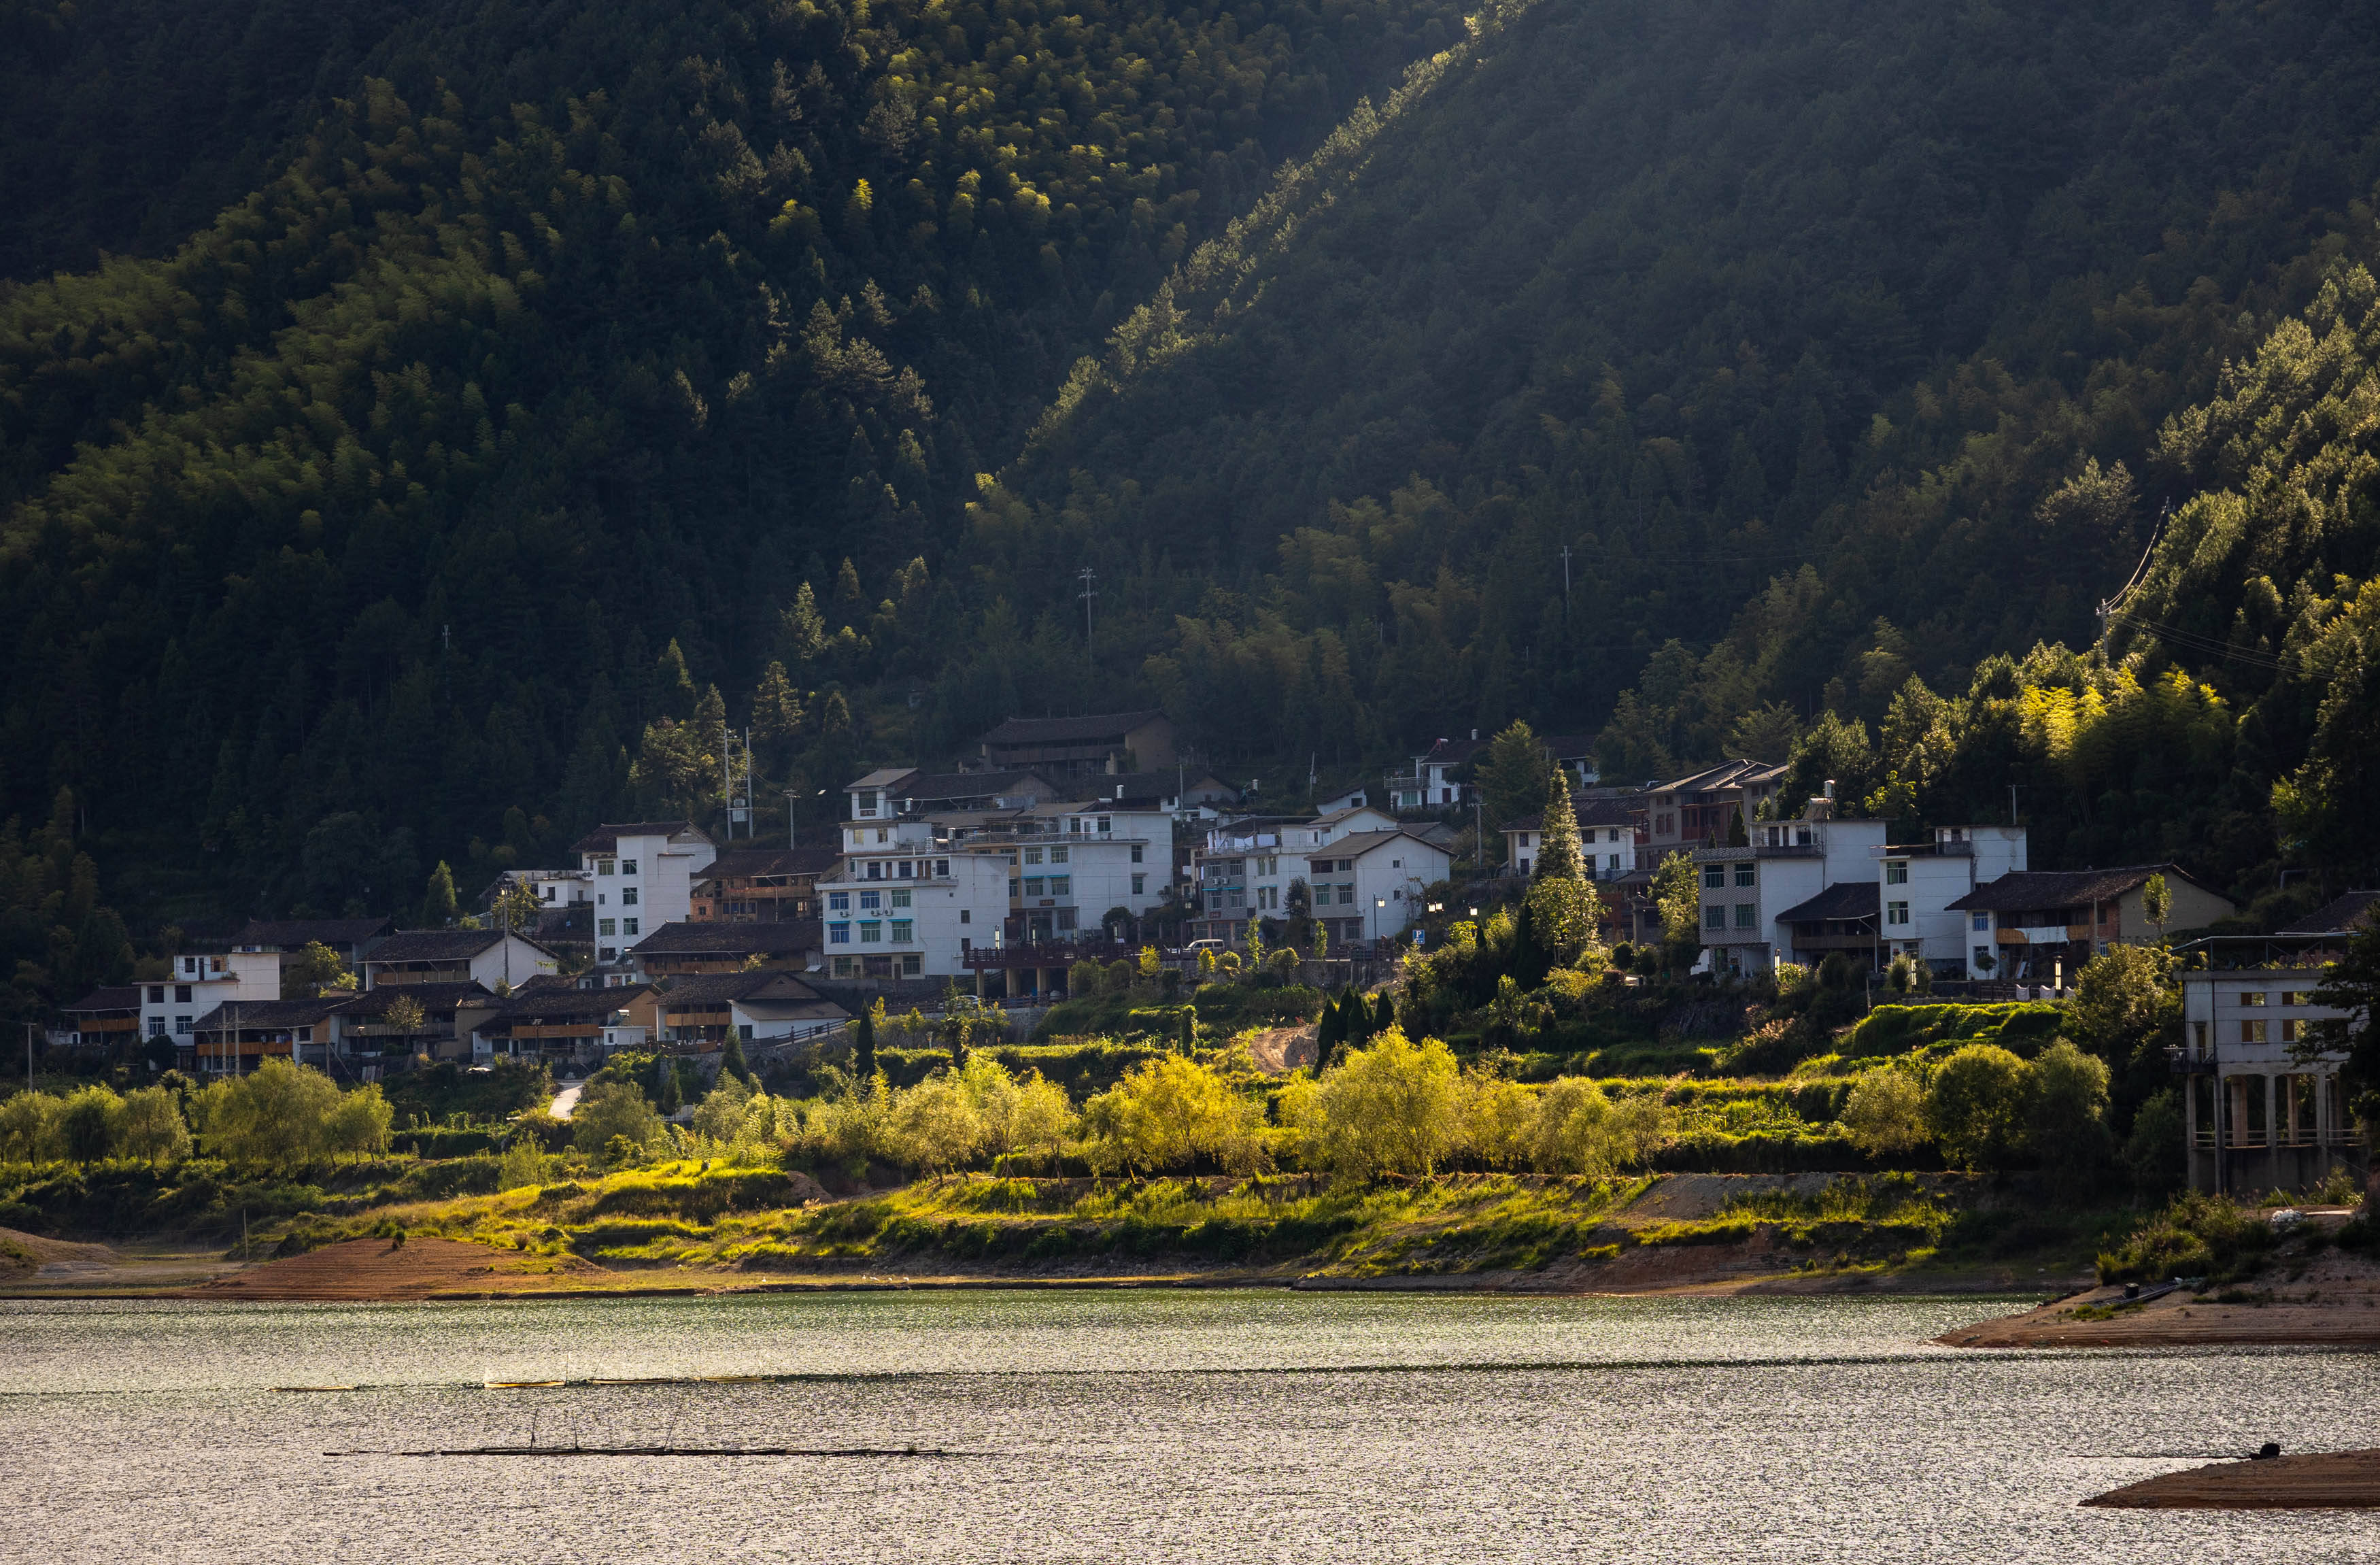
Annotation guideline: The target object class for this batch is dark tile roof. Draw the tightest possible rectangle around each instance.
[1774,881,1881,923]
[1945,866,2200,914]
[333,981,492,1017]
[364,929,513,962]
[897,769,1069,803]
[1650,758,1787,796]
[191,998,344,1030]
[1322,828,1451,860]
[490,983,653,1021]
[979,709,1167,747]
[628,919,822,956]
[1421,737,1487,765]
[571,820,708,854]
[234,918,394,949]
[1505,792,1644,832]
[62,986,143,1012]
[653,971,828,1005]
[2279,890,2380,937]
[699,845,844,882]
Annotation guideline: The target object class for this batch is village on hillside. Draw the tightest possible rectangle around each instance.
[38,709,2368,1200]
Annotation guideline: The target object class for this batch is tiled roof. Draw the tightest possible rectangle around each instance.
[1945,866,2196,913]
[628,919,821,955]
[894,770,1068,803]
[570,820,709,854]
[2278,891,2380,937]
[1773,881,1881,923]
[489,983,653,1021]
[979,709,1166,747]
[1320,828,1449,861]
[1421,737,1486,765]
[62,986,142,1012]
[364,929,521,962]
[1506,792,1644,832]
[333,981,492,1017]
[234,918,394,949]
[653,970,828,1005]
[1650,758,1786,796]
[191,998,344,1030]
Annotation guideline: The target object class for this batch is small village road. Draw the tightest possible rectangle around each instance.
[548,1082,583,1121]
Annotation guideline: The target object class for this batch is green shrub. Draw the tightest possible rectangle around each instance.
[2097,1192,2277,1284]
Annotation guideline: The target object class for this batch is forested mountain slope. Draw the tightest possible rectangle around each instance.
[0,0,1460,935]
[930,0,2380,896]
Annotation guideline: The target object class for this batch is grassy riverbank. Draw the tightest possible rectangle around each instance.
[1,1162,2130,1299]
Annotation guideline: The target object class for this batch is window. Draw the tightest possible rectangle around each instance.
[1230,859,1246,876]
[1013,879,1023,898]
[2281,1018,2302,1042]
[1132,873,1146,895]
[833,956,857,978]
[598,946,617,962]
[1024,847,1044,865]
[1050,845,1069,864]
[174,1015,192,1034]
[147,1017,165,1038]
[621,886,639,905]
[175,984,192,1003]
[1207,890,1223,911]
[1734,864,1756,887]
[1733,903,1756,930]
[1887,901,1910,926]
[1227,887,1246,908]
[857,790,880,818]
[1606,828,1620,842]
[1338,885,1354,905]
[891,920,913,943]
[2240,990,2268,1007]
[1608,854,1621,871]
[1519,833,1532,848]
[1050,875,1072,896]
[543,885,556,901]
[860,890,882,911]
[901,954,922,977]
[1703,864,1726,888]
[1885,861,1909,885]
[622,860,638,875]
[959,909,971,924]
[622,918,639,936]
[598,859,614,876]
[2192,1022,2209,1051]
[1705,905,1727,930]
[598,918,617,936]
[1973,945,1991,967]
[1098,817,1112,834]
[829,922,851,945]
[1025,877,1047,896]
[935,860,949,877]
[891,889,912,909]
[828,891,850,913]
[867,861,883,880]
[2283,990,2312,1005]
[1055,909,1078,932]
[2241,1020,2268,1043]
[147,985,164,1003]
[1971,911,1990,932]
[860,922,883,943]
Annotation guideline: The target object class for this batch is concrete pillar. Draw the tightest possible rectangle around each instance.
[2267,1073,2281,1194]
[2184,1079,2200,1192]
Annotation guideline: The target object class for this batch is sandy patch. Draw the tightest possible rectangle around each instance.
[1943,1249,2380,1347]
[2087,1449,2380,1509]
[177,1237,609,1302]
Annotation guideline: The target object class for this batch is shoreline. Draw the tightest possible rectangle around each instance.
[1,1232,2077,1305]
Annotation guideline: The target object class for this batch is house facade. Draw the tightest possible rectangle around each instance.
[1385,735,1485,811]
[140,951,282,1048]
[1946,865,2235,983]
[970,710,1178,777]
[1503,789,1640,881]
[690,844,842,923]
[574,821,718,965]
[360,930,557,990]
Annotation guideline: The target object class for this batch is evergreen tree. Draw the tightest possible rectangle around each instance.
[1475,721,1552,854]
[1316,996,1342,1058]
[1372,990,1397,1035]
[1533,769,1586,882]
[718,1033,751,1088]
[653,1055,682,1116]
[854,1003,878,1079]
[421,862,458,926]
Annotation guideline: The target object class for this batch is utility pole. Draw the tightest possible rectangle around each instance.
[784,788,800,849]
[2008,784,2020,828]
[1077,566,1097,645]
[1559,544,1573,618]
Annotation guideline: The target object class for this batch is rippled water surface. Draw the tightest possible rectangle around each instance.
[10,1290,2380,1562]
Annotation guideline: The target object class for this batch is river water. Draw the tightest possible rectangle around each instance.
[9,1289,2380,1562]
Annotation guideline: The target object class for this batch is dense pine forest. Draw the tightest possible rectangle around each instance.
[5,0,2380,1015]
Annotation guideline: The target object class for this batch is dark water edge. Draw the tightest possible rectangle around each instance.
[10,1291,2380,1564]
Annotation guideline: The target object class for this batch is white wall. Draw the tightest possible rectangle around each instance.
[142,952,280,1043]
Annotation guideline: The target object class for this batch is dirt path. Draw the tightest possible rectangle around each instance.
[549,1081,583,1120]
[1243,1025,1317,1073]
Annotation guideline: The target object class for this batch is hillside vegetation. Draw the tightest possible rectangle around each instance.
[6,0,2380,960]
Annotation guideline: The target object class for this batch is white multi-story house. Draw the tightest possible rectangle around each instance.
[1873,825,2027,969]
[1691,807,1890,976]
[574,821,717,965]
[1946,864,2236,982]
[139,950,282,1049]
[1384,735,1485,811]
[814,779,1173,981]
[1303,828,1453,947]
